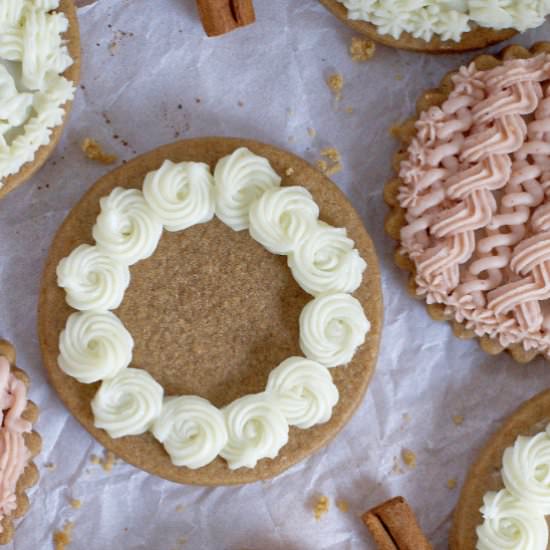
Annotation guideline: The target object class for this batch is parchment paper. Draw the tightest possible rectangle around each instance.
[2,1,550,548]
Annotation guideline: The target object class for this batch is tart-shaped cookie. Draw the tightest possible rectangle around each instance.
[0,340,41,545]
[0,0,81,200]
[451,389,550,549]
[386,43,550,363]
[38,137,382,486]
[319,0,520,53]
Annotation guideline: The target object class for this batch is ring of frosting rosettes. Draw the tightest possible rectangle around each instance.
[55,147,370,470]
[0,0,75,186]
[387,44,550,363]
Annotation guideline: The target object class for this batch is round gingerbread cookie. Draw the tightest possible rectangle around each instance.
[319,0,517,53]
[451,389,550,549]
[38,137,382,486]
[0,0,81,200]
[386,42,550,363]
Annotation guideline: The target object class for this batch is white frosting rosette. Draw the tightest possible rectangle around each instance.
[266,357,339,429]
[92,187,163,266]
[152,396,228,469]
[249,186,319,254]
[142,159,215,232]
[220,394,289,470]
[57,149,370,470]
[58,311,134,384]
[92,368,164,438]
[476,489,547,550]
[502,431,550,514]
[56,244,130,311]
[214,147,281,231]
[299,293,370,367]
[288,222,366,296]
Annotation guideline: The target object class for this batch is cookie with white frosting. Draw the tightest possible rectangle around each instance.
[0,0,80,199]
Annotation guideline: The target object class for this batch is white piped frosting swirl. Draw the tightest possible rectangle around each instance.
[142,160,215,232]
[220,394,289,469]
[56,244,130,311]
[92,368,163,438]
[249,186,319,254]
[502,431,550,514]
[92,187,163,266]
[266,357,339,429]
[299,293,370,367]
[152,396,228,469]
[58,311,134,384]
[288,222,366,296]
[476,490,547,550]
[214,147,281,231]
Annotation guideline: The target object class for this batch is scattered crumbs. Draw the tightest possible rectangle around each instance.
[81,138,117,165]
[101,451,116,472]
[70,499,81,509]
[90,454,100,465]
[453,415,464,426]
[285,167,295,177]
[316,147,343,176]
[175,505,185,513]
[313,495,330,520]
[345,106,354,114]
[53,521,74,550]
[392,455,403,475]
[447,478,457,490]
[307,127,317,138]
[402,449,417,469]
[44,462,56,471]
[326,73,344,100]
[349,37,376,62]
[395,73,403,81]
[336,499,349,513]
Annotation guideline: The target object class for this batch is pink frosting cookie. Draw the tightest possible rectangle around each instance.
[398,53,550,359]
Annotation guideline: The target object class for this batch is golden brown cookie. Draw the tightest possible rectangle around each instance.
[38,137,383,486]
[319,0,516,53]
[450,389,550,550]
[0,0,81,201]
[384,42,550,364]
[0,340,41,545]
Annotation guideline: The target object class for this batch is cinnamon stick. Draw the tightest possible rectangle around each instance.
[362,497,432,550]
[195,0,255,37]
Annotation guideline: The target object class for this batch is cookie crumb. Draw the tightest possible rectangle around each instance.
[313,495,330,520]
[307,127,317,138]
[53,521,74,550]
[321,147,341,163]
[45,462,56,471]
[175,505,185,513]
[392,455,403,475]
[81,138,117,165]
[447,478,457,490]
[178,536,187,544]
[336,499,349,513]
[101,451,116,472]
[327,73,343,100]
[453,415,464,426]
[316,147,342,176]
[349,37,375,62]
[345,106,354,114]
[70,499,81,509]
[285,167,295,177]
[395,73,403,81]
[90,454,100,465]
[402,412,411,423]
[402,449,417,469]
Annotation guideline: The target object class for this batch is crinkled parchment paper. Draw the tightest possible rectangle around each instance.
[2,1,550,548]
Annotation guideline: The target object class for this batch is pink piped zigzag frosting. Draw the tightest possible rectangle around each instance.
[0,356,30,528]
[399,54,550,357]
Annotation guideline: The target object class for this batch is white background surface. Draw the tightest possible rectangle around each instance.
[2,1,550,548]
